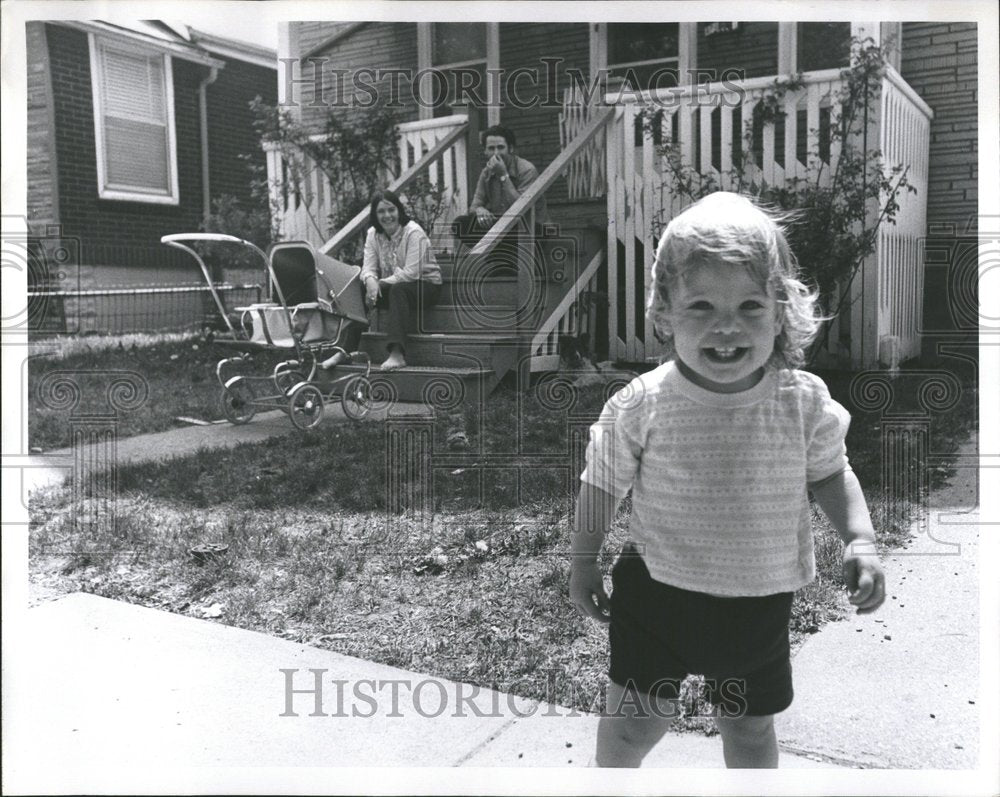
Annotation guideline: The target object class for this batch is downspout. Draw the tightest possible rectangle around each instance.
[198,64,220,225]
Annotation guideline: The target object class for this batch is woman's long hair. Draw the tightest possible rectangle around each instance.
[369,189,412,236]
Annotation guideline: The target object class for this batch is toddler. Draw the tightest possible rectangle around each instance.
[570,192,885,768]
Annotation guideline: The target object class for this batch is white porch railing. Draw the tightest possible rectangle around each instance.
[873,69,932,364]
[559,85,607,200]
[264,115,468,251]
[604,66,932,367]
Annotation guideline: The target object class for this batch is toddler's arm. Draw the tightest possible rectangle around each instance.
[569,482,618,623]
[809,469,886,614]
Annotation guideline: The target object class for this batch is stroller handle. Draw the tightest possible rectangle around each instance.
[161,233,255,245]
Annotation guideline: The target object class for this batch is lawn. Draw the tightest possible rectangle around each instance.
[27,332,291,451]
[28,335,978,724]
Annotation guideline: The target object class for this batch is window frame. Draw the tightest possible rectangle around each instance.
[88,33,180,204]
[606,22,681,74]
[417,23,500,124]
[592,22,696,96]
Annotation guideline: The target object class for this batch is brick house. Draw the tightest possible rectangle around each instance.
[26,20,277,333]
[267,20,976,384]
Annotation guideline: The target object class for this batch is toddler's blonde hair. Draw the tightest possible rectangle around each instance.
[646,191,822,369]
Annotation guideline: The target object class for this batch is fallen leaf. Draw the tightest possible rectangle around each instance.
[202,602,224,618]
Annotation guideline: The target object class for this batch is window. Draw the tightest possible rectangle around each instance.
[90,36,179,203]
[607,23,680,91]
[796,23,851,72]
[433,22,487,67]
[430,23,488,120]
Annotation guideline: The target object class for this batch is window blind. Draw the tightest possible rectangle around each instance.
[96,43,172,195]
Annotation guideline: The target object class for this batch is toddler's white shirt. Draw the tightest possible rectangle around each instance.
[580,362,851,596]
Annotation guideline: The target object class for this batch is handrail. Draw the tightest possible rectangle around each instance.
[531,246,604,352]
[468,104,615,261]
[606,67,847,107]
[319,120,469,256]
[884,65,934,121]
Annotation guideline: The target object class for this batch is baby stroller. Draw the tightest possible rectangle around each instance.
[161,233,372,429]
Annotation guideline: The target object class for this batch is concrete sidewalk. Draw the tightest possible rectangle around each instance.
[777,439,982,768]
[5,592,835,794]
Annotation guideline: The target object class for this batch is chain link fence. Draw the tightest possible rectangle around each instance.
[27,282,263,337]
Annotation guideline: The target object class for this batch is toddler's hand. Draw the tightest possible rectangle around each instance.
[570,561,611,623]
[842,540,886,614]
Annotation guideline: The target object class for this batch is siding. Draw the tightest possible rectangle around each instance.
[293,22,421,131]
[497,23,591,203]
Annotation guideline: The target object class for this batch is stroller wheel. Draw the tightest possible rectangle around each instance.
[341,375,373,420]
[221,378,256,425]
[275,367,306,395]
[288,383,324,430]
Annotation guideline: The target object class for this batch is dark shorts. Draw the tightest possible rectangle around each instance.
[609,545,794,717]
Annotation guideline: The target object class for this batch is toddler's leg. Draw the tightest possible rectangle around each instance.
[595,681,679,767]
[714,713,778,768]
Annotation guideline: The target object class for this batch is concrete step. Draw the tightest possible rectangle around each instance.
[360,331,521,378]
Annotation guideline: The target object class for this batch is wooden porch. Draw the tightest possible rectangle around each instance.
[263,61,932,389]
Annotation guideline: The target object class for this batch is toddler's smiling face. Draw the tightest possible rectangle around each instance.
[660,259,782,393]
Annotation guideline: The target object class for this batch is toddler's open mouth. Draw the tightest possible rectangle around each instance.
[703,346,747,363]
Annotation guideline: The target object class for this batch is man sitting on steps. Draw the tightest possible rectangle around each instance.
[452,125,548,270]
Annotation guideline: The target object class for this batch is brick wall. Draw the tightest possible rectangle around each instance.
[26,22,59,234]
[899,22,978,346]
[45,23,206,271]
[900,22,978,231]
[206,57,277,203]
[696,22,779,81]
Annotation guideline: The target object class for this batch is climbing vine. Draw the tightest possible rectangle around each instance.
[646,37,916,361]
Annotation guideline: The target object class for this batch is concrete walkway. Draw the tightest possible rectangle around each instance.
[21,400,432,492]
[776,439,982,768]
[5,592,834,794]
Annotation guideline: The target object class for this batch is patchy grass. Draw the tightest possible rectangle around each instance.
[29,357,977,722]
[27,332,291,451]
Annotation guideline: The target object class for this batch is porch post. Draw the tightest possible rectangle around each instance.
[453,100,482,207]
[777,22,796,75]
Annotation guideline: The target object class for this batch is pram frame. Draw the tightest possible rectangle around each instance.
[161,233,373,428]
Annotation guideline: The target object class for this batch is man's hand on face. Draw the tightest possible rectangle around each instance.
[483,134,512,179]
[487,154,508,177]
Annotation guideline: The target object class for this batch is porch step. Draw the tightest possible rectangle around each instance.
[420,303,518,333]
[439,275,519,305]
[360,331,521,378]
[332,364,493,406]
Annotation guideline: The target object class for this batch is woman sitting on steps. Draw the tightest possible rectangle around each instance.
[322,189,442,371]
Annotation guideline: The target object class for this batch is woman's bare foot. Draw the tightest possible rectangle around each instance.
[381,349,407,371]
[320,350,349,370]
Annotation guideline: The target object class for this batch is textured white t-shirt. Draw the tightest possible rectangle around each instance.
[580,362,851,597]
